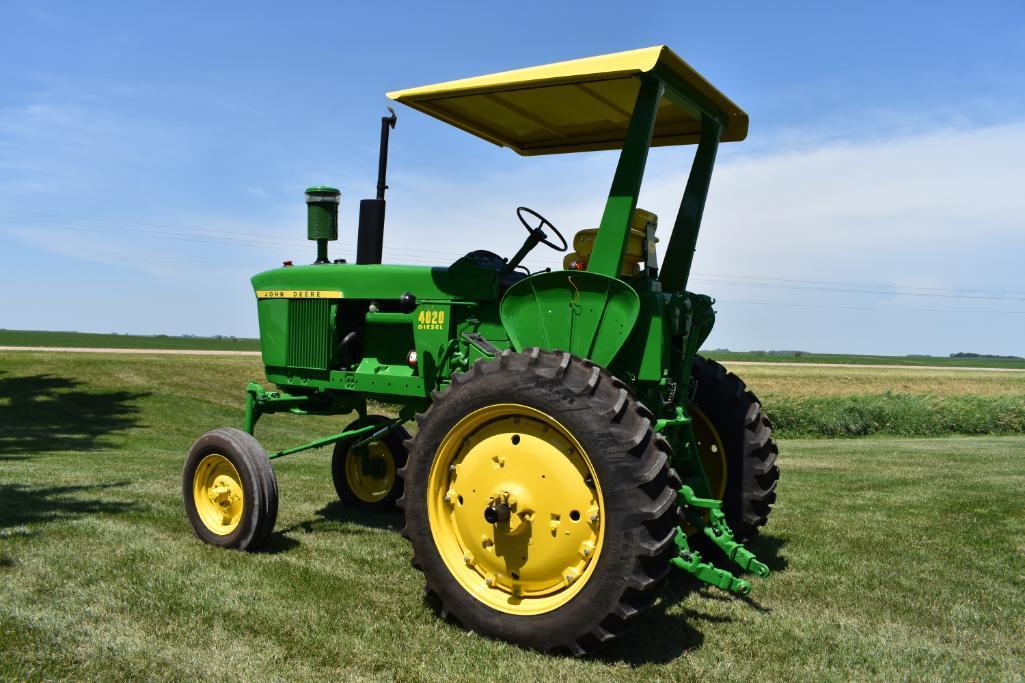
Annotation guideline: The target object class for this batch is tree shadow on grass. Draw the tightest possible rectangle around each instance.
[0,481,140,567]
[0,372,149,456]
[0,481,139,530]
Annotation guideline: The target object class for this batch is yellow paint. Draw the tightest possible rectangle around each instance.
[416,309,446,330]
[192,453,244,535]
[564,207,656,276]
[427,404,604,615]
[344,441,396,503]
[387,45,748,155]
[255,290,343,299]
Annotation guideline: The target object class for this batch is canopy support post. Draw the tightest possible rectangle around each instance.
[659,119,721,292]
[587,77,664,278]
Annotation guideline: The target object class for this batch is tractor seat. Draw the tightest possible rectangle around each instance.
[563,208,658,277]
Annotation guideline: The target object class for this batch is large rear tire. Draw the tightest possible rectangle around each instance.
[691,356,779,541]
[400,349,679,655]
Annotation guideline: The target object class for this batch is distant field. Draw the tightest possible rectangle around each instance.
[722,362,1025,437]
[2,329,1023,370]
[704,350,1025,369]
[731,363,1025,399]
[0,329,260,352]
[1,349,1023,680]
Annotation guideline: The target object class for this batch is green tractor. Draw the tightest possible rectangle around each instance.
[183,45,779,655]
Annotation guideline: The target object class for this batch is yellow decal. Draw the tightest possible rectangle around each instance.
[256,290,344,299]
[417,309,446,330]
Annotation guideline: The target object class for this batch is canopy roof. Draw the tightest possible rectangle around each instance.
[387,46,748,156]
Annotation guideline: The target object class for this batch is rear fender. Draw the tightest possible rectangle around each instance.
[499,271,639,366]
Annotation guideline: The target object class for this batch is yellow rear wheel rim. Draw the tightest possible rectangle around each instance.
[193,453,244,535]
[344,441,396,503]
[427,404,604,616]
[689,405,727,500]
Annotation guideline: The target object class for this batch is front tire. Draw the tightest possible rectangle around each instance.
[331,415,410,511]
[183,428,278,551]
[400,349,678,656]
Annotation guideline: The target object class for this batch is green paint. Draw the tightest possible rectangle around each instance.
[669,485,770,594]
[305,186,340,242]
[587,77,663,278]
[659,122,721,292]
[499,270,639,367]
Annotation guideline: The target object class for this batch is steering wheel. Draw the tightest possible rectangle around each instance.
[516,207,568,252]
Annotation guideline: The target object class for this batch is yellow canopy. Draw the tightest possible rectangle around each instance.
[387,45,747,156]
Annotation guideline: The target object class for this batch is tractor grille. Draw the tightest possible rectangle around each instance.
[286,298,331,370]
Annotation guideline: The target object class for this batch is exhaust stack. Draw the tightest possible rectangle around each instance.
[356,108,397,265]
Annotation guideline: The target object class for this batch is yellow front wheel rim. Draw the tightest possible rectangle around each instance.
[344,442,396,503]
[427,404,604,616]
[193,453,245,535]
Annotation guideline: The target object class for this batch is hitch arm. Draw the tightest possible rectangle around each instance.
[669,485,770,595]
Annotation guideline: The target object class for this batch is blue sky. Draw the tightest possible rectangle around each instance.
[1,1,1023,355]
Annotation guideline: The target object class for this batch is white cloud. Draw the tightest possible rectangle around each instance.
[383,121,1025,355]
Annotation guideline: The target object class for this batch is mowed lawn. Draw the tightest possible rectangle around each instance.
[1,351,1024,681]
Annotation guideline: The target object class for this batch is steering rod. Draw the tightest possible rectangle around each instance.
[501,230,545,276]
[501,207,567,276]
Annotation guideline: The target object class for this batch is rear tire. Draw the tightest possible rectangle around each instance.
[183,428,278,551]
[691,356,779,541]
[400,349,679,656]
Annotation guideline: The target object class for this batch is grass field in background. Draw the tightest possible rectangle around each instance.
[1,350,1023,680]
[704,350,1025,369]
[0,329,260,351]
[3,328,1024,370]
[731,363,1025,437]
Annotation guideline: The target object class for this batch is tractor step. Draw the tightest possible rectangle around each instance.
[670,485,769,595]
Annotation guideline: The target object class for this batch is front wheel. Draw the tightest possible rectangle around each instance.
[182,428,278,551]
[400,349,679,656]
[331,415,410,511]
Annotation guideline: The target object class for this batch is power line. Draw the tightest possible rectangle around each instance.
[715,299,1025,314]
[690,276,1025,302]
[0,211,478,260]
[3,214,1021,303]
[693,271,1025,297]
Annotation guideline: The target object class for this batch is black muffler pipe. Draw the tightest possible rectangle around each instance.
[357,108,397,265]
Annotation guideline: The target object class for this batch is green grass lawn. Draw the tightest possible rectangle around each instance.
[0,329,260,351]
[2,351,1024,680]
